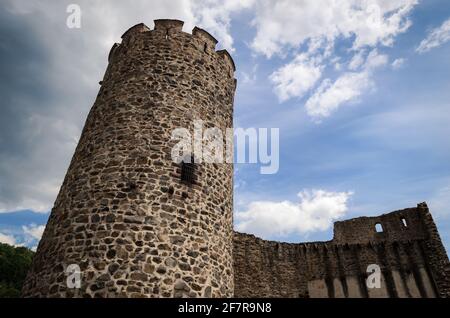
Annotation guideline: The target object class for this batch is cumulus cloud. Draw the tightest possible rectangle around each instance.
[192,0,255,52]
[305,72,372,120]
[416,18,450,53]
[348,50,367,71]
[235,189,353,239]
[256,0,415,118]
[305,50,388,120]
[364,49,389,70]
[0,232,17,245]
[270,54,323,102]
[250,0,417,57]
[0,223,45,248]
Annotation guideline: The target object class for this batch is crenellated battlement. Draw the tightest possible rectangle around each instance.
[153,19,184,33]
[121,22,151,39]
[192,26,218,52]
[111,20,236,76]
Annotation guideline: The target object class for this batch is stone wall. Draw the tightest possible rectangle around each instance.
[22,20,236,298]
[233,203,450,298]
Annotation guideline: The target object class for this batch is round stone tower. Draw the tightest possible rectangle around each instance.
[22,20,236,298]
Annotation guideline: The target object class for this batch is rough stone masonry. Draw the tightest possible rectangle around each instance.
[22,20,450,298]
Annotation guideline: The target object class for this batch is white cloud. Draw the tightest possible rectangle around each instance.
[305,49,387,120]
[270,54,323,102]
[250,0,417,57]
[391,58,406,69]
[0,232,17,245]
[416,18,450,53]
[192,0,255,52]
[0,223,45,248]
[256,1,414,116]
[348,50,367,70]
[305,72,372,120]
[22,224,45,241]
[235,189,353,239]
[365,49,389,70]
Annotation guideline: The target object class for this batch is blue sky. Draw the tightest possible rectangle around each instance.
[0,0,449,253]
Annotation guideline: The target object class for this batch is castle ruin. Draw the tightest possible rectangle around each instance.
[22,20,449,298]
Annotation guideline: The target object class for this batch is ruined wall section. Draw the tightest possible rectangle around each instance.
[233,203,449,298]
[22,20,236,298]
[333,206,427,244]
[417,203,450,297]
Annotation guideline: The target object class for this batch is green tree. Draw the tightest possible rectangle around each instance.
[0,243,34,298]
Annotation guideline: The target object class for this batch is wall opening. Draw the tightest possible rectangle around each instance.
[204,43,208,53]
[375,223,383,233]
[181,155,196,185]
[401,217,408,227]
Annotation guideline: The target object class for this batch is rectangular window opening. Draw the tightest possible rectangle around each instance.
[181,155,196,185]
[401,217,408,227]
[375,223,383,233]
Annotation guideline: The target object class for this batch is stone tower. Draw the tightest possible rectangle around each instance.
[22,20,236,298]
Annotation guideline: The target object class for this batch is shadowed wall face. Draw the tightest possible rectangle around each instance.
[22,20,236,298]
[233,204,450,298]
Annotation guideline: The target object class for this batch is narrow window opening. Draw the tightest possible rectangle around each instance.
[401,217,408,227]
[165,29,169,40]
[204,43,208,53]
[375,223,383,233]
[181,155,196,185]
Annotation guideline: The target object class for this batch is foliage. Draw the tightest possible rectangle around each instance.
[0,243,34,298]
